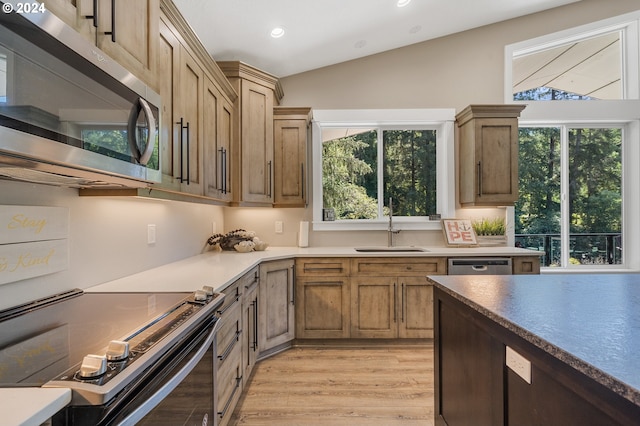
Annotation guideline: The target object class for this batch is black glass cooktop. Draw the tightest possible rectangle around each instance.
[0,290,192,386]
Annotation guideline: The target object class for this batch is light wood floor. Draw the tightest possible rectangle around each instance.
[231,343,434,425]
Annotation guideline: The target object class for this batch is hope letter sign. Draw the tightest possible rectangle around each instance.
[442,219,477,247]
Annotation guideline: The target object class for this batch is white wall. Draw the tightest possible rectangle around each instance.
[0,179,224,310]
[260,0,640,248]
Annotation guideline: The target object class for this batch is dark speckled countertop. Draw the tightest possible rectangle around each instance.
[427,273,640,406]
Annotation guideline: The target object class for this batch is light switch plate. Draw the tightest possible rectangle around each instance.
[506,346,531,384]
[275,221,283,234]
[147,224,156,245]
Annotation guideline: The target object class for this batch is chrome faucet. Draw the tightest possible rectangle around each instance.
[387,197,401,247]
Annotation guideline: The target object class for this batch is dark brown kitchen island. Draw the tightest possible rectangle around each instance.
[428,274,640,426]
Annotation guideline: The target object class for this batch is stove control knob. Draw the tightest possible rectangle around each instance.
[79,354,107,378]
[202,285,214,296]
[194,289,207,301]
[106,340,130,362]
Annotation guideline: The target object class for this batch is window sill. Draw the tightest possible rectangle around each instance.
[312,219,443,232]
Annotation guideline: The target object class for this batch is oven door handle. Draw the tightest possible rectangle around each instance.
[115,317,221,426]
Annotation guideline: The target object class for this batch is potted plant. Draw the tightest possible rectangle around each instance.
[472,217,507,246]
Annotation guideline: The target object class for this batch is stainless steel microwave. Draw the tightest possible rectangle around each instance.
[0,1,161,188]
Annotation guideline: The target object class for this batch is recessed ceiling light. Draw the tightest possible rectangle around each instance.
[270,27,285,38]
[397,0,411,7]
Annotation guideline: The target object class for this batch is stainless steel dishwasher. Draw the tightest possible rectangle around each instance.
[448,258,512,275]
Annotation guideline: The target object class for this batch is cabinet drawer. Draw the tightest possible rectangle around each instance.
[295,258,350,277]
[216,340,242,426]
[351,257,446,275]
[218,281,242,316]
[238,266,260,300]
[216,301,242,365]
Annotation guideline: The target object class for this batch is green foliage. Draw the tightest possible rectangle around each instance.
[383,130,437,216]
[322,129,437,220]
[322,133,378,219]
[472,217,505,236]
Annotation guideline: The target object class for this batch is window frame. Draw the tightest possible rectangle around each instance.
[505,11,640,272]
[504,10,640,102]
[312,109,455,232]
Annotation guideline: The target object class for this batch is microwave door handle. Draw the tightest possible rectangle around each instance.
[138,98,157,166]
[127,98,156,166]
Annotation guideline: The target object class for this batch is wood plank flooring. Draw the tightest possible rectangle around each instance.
[231,343,434,425]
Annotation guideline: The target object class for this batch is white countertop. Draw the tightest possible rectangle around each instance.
[12,245,537,425]
[87,245,539,293]
[0,388,71,426]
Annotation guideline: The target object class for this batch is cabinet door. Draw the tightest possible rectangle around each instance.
[350,276,397,339]
[242,280,258,381]
[97,0,158,89]
[296,276,350,339]
[259,259,294,355]
[273,116,308,207]
[174,48,204,194]
[43,0,96,40]
[203,77,233,201]
[398,276,433,338]
[473,117,519,204]
[157,18,181,190]
[241,80,274,203]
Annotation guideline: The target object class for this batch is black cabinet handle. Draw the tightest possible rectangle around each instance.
[393,282,397,323]
[477,161,482,196]
[301,163,305,200]
[177,119,190,184]
[267,160,272,198]
[84,0,98,27]
[218,374,242,419]
[103,0,116,42]
[217,328,241,362]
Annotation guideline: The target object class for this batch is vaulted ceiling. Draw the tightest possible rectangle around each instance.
[173,0,583,78]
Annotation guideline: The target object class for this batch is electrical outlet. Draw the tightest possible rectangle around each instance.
[275,221,283,234]
[147,224,156,245]
[506,346,531,384]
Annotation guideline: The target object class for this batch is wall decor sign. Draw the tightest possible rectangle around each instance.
[0,205,69,285]
[442,219,478,247]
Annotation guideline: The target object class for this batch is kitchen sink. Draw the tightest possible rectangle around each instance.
[354,246,429,252]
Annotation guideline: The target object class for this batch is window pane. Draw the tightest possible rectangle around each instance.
[515,127,561,266]
[512,31,622,100]
[383,130,437,216]
[322,128,378,219]
[568,128,622,265]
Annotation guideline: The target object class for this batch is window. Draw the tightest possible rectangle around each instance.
[312,109,455,231]
[516,126,623,267]
[506,11,640,271]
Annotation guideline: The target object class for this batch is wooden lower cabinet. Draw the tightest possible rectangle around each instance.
[296,275,351,339]
[259,259,295,356]
[215,284,243,426]
[241,267,259,380]
[295,257,444,340]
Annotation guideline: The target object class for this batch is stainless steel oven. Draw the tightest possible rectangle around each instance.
[0,288,224,425]
[0,1,160,188]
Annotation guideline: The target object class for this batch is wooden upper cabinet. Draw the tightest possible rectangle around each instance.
[456,105,526,207]
[42,0,96,40]
[204,77,233,201]
[45,0,159,89]
[273,107,312,208]
[218,61,283,206]
[155,5,237,202]
[96,0,159,90]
